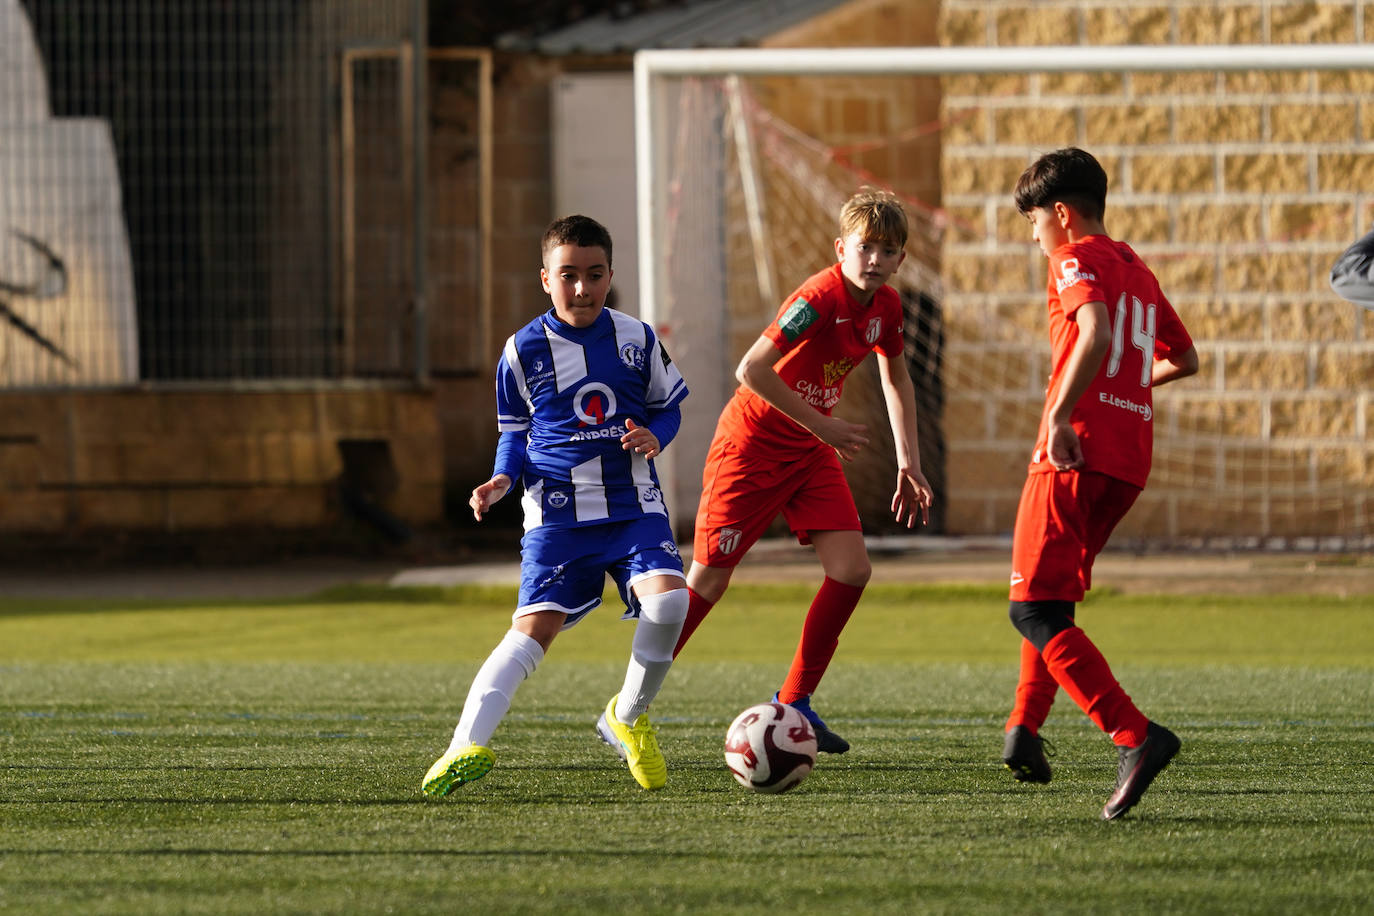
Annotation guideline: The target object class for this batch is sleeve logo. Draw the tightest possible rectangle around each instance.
[778,297,818,342]
[1055,256,1097,293]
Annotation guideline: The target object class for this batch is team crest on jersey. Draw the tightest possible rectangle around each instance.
[619,342,646,370]
[821,357,854,387]
[865,317,882,345]
[717,527,742,555]
[547,490,569,508]
[779,297,818,342]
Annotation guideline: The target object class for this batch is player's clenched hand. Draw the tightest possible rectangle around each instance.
[891,467,934,528]
[815,415,869,462]
[1047,421,1084,471]
[469,474,512,521]
[620,418,661,459]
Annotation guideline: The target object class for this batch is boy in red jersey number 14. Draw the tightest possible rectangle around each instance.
[672,188,935,753]
[1000,148,1198,819]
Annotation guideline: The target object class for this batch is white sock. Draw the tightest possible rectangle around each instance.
[449,629,544,751]
[615,588,688,723]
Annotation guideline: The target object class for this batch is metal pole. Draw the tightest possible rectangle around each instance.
[633,55,656,333]
[411,0,429,383]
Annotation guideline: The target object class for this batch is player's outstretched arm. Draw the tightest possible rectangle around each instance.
[878,352,933,527]
[736,333,869,461]
[469,474,512,521]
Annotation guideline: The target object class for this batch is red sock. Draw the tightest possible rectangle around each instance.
[671,588,715,658]
[777,576,864,702]
[1042,627,1148,747]
[1006,637,1058,733]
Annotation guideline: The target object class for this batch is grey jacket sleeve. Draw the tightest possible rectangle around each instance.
[1330,226,1374,308]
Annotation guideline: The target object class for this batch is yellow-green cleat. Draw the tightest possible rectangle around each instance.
[422,744,495,797]
[601,695,667,790]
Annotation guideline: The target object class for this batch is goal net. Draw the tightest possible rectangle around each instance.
[636,45,1374,550]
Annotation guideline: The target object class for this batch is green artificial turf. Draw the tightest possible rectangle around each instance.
[1,584,1370,914]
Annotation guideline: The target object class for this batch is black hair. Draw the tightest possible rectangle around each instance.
[1013,147,1108,221]
[541,214,613,267]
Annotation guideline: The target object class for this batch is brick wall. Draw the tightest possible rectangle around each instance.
[938,0,1373,543]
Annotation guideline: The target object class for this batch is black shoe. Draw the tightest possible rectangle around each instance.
[774,693,850,754]
[811,720,850,755]
[1101,722,1181,820]
[1002,725,1053,784]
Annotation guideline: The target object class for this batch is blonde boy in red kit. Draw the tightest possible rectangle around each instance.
[672,188,935,754]
[999,148,1198,819]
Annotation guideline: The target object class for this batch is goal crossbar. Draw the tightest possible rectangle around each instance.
[636,43,1374,78]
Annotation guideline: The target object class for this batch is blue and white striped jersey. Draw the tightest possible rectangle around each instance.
[496,307,688,532]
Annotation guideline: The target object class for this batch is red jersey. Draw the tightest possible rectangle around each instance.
[1033,235,1193,488]
[715,263,905,460]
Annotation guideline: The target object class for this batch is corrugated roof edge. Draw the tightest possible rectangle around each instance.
[495,0,849,55]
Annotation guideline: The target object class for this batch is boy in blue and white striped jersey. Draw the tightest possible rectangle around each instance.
[422,215,690,795]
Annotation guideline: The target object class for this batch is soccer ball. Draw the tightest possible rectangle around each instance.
[724,702,818,793]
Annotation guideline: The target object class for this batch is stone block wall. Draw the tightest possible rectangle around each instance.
[430,53,562,507]
[938,0,1373,543]
[0,388,443,539]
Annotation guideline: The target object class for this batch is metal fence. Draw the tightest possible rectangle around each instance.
[3,0,478,387]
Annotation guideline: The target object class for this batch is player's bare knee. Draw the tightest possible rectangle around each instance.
[686,562,732,603]
[825,559,871,588]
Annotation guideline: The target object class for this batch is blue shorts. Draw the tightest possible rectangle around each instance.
[516,516,684,629]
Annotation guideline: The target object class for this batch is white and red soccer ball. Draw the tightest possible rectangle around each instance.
[724,702,818,793]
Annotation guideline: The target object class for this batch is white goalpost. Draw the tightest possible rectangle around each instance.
[635,44,1374,547]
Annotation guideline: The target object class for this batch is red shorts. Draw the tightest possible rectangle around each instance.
[692,437,861,568]
[1009,470,1140,602]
